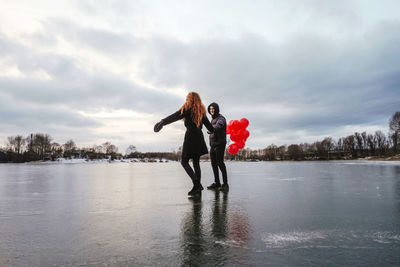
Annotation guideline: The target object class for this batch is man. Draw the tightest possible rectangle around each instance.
[207,103,229,191]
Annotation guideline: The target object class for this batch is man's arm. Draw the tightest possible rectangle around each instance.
[214,117,226,129]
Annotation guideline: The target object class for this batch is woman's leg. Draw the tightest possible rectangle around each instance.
[181,156,196,184]
[192,155,201,185]
[215,145,228,185]
[181,156,203,195]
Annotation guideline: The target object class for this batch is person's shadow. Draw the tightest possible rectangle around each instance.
[180,194,205,266]
[180,190,251,265]
[211,190,228,240]
[180,191,230,266]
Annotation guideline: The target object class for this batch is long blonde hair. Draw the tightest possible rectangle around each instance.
[180,92,206,128]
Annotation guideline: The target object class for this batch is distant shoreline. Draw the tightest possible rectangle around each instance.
[1,156,399,164]
[363,156,400,161]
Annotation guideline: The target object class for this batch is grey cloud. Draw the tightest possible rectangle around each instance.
[45,18,144,55]
[0,34,78,80]
[0,76,182,114]
[0,32,182,113]
[294,0,359,23]
[24,31,58,47]
[0,94,100,128]
[0,29,182,149]
[133,23,400,138]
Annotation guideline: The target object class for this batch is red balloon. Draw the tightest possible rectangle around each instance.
[243,129,250,139]
[237,130,245,140]
[236,140,245,149]
[227,143,239,155]
[226,125,231,134]
[230,133,237,142]
[240,118,249,128]
[230,131,242,142]
[228,120,235,128]
[231,120,241,131]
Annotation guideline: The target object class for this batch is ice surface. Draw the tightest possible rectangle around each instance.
[0,161,399,266]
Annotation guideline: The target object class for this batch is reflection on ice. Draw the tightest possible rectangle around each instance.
[180,191,252,266]
[262,230,328,248]
[261,230,400,249]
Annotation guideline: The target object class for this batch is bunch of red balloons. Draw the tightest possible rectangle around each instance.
[226,118,250,155]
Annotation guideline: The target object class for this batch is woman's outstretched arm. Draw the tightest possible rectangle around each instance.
[154,110,184,132]
[162,110,184,125]
[202,115,214,133]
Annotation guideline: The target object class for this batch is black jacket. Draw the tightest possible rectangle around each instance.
[161,109,214,158]
[208,103,227,147]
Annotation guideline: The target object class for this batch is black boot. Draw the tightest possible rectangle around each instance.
[188,180,203,196]
[219,183,229,192]
[207,183,221,190]
[188,186,202,196]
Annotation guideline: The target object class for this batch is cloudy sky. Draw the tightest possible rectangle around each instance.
[0,0,399,153]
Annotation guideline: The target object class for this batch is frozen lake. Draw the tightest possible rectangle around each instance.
[0,161,399,266]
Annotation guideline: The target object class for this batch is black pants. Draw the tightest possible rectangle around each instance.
[181,155,201,186]
[210,145,227,185]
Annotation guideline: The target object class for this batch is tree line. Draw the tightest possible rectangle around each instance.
[0,133,120,163]
[232,111,400,161]
[1,112,399,163]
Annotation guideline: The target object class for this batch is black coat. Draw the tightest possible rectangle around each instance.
[162,109,214,158]
[207,103,227,147]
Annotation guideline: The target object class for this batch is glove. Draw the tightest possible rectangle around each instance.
[154,120,164,132]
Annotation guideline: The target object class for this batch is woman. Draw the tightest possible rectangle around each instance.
[154,92,214,196]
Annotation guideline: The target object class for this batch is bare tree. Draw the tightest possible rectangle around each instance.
[43,134,52,154]
[389,111,400,132]
[389,112,400,153]
[390,131,399,153]
[51,142,60,151]
[108,144,118,154]
[25,134,33,153]
[288,144,302,160]
[375,130,387,156]
[125,145,137,155]
[367,134,376,155]
[5,135,26,162]
[277,145,286,160]
[27,133,53,159]
[15,135,25,154]
[63,139,76,158]
[63,140,76,152]
[344,135,356,156]
[263,144,278,160]
[7,136,17,152]
[94,145,104,154]
[337,138,344,151]
[103,142,118,155]
[354,132,363,154]
[51,142,63,158]
[322,137,334,151]
[361,131,368,151]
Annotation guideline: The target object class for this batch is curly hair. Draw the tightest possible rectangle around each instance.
[180,92,206,128]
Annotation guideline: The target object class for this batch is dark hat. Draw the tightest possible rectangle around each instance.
[208,102,220,118]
